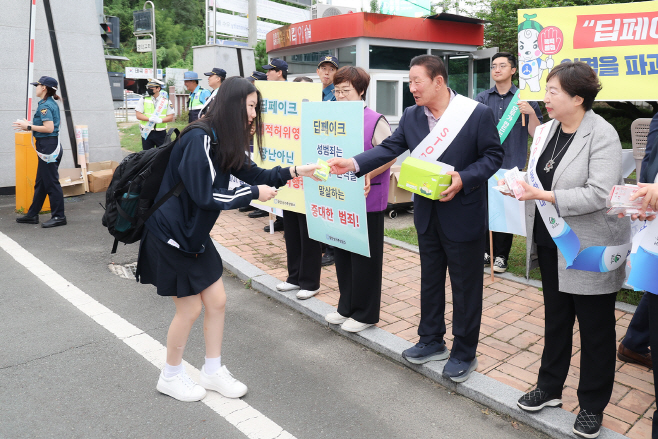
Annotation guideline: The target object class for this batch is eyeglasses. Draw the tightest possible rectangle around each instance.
[490,64,509,70]
[331,88,354,96]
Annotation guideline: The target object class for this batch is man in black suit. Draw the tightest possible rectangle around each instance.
[328,55,503,382]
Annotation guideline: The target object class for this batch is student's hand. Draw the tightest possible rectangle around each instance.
[294,164,322,181]
[327,157,356,175]
[364,174,371,198]
[257,185,278,202]
[439,171,463,202]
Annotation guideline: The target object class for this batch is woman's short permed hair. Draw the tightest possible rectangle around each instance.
[546,61,602,111]
[333,66,370,101]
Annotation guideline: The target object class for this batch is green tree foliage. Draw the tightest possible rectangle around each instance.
[254,40,268,73]
[370,0,378,13]
[105,0,307,70]
[104,0,205,69]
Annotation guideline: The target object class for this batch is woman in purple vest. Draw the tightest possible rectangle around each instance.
[324,66,395,332]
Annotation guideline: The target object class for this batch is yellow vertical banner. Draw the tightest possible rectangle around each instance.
[518,2,658,101]
[253,81,322,214]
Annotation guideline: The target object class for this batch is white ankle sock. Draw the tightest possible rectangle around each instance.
[204,356,222,375]
[163,361,184,378]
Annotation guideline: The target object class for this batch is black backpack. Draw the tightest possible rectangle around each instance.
[102,124,216,253]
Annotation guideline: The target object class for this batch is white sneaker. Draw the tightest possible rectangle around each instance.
[296,288,320,300]
[200,365,248,398]
[156,370,206,402]
[325,312,348,325]
[276,282,300,292]
[341,318,374,333]
[493,256,508,273]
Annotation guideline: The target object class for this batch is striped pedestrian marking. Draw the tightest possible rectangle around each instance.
[0,231,295,439]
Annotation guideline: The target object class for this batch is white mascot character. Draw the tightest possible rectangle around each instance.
[518,14,554,92]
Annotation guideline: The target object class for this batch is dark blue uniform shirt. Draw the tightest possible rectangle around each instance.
[475,84,542,170]
[322,84,336,102]
[33,97,60,138]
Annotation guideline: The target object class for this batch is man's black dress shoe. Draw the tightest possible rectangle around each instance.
[16,215,39,224]
[248,210,269,218]
[41,216,67,228]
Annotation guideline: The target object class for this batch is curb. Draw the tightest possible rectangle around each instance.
[214,238,627,439]
[384,237,637,315]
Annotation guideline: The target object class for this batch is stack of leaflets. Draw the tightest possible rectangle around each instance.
[606,185,655,216]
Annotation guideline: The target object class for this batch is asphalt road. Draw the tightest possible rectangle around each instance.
[0,192,547,439]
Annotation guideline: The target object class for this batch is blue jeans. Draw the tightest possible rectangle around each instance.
[623,292,651,354]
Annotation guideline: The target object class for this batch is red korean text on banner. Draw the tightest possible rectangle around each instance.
[574,12,658,49]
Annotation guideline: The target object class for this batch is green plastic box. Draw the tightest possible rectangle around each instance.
[313,158,331,181]
[397,157,452,200]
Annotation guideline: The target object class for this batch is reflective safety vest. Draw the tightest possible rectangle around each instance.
[139,96,168,130]
[188,86,207,111]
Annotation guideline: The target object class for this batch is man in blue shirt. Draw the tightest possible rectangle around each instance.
[475,52,543,273]
[317,55,339,101]
[184,71,211,123]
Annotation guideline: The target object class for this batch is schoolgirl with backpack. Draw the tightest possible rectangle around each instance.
[117,77,320,402]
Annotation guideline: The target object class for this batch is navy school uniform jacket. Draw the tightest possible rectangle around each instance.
[146,127,290,254]
[353,101,503,241]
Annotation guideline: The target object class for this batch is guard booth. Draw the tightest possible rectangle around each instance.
[266,12,497,131]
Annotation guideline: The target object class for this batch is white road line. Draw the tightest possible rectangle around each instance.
[0,231,296,439]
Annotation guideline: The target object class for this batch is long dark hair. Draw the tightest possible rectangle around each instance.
[185,76,263,172]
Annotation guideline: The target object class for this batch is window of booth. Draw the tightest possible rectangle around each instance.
[447,56,468,96]
[473,58,490,97]
[402,82,415,110]
[376,81,398,116]
[338,45,356,67]
[286,50,333,74]
[370,46,427,70]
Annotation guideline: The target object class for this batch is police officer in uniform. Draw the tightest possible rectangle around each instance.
[135,78,175,150]
[262,59,288,81]
[199,68,226,118]
[12,76,66,228]
[184,71,211,123]
[247,71,267,83]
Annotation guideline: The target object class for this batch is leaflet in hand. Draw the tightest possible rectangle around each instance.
[606,184,655,216]
[503,167,526,200]
[313,158,331,181]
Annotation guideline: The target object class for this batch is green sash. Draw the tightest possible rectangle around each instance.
[496,90,521,143]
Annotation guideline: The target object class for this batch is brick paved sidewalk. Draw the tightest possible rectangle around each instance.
[211,209,654,438]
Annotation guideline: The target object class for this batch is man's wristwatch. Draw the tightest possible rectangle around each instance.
[27,125,32,131]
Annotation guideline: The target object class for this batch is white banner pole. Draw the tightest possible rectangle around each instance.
[26,0,37,122]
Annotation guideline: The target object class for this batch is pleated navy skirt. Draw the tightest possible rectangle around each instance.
[136,229,223,298]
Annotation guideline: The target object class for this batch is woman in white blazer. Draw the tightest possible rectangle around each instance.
[500,62,630,439]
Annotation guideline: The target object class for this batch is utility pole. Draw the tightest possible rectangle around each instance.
[248,0,257,48]
[144,1,157,72]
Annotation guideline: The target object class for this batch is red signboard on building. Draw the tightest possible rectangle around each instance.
[266,13,484,53]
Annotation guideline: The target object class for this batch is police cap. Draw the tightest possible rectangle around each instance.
[184,71,200,80]
[204,68,227,79]
[317,56,339,69]
[262,58,288,71]
[146,78,165,88]
[250,71,267,81]
[31,75,58,90]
